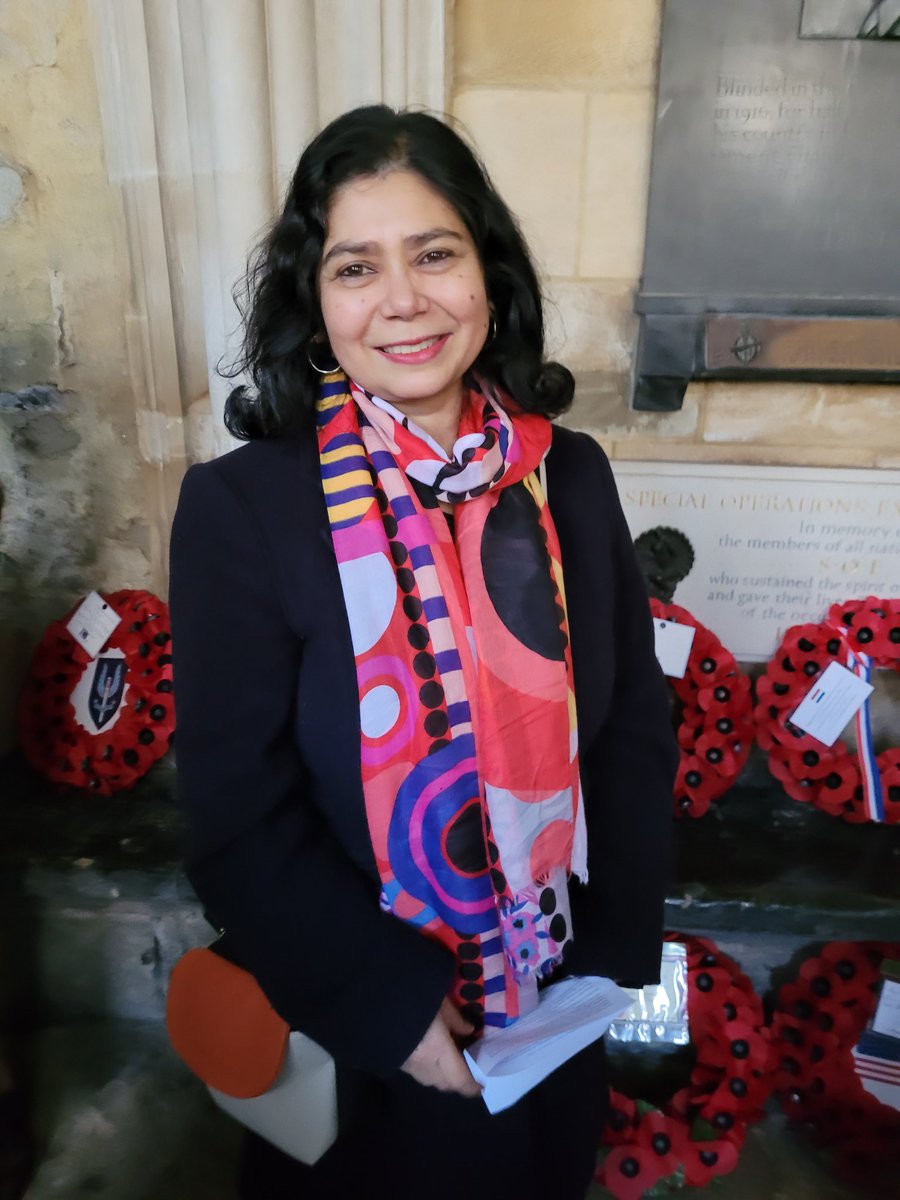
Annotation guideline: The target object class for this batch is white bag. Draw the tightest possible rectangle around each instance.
[209,1031,338,1164]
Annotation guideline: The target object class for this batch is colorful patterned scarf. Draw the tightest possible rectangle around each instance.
[316,373,586,1027]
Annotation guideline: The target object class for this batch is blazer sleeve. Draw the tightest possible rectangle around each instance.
[564,436,678,987]
[168,461,455,1076]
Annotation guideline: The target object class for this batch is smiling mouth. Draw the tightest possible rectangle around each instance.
[378,335,444,355]
[375,334,450,364]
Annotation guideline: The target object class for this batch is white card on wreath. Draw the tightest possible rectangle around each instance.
[652,618,696,679]
[65,591,121,659]
[873,978,900,1042]
[789,660,873,747]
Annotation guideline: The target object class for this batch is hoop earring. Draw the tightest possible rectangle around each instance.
[485,314,497,345]
[307,342,341,375]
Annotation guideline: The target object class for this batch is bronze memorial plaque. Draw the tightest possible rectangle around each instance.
[633,0,900,409]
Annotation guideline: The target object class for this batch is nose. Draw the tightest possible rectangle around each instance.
[379,263,427,319]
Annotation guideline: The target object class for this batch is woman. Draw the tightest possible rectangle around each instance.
[169,106,676,1200]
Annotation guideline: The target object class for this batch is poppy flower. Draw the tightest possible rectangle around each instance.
[604,1091,638,1146]
[828,600,859,631]
[681,1131,741,1186]
[849,612,888,659]
[686,942,747,989]
[794,1032,843,1090]
[872,608,900,663]
[765,648,806,688]
[751,671,781,706]
[789,745,843,782]
[880,750,900,823]
[676,705,706,750]
[674,754,718,817]
[808,756,859,811]
[697,1021,770,1075]
[713,984,763,1031]
[696,681,732,713]
[817,942,881,993]
[597,1144,666,1200]
[688,965,735,1020]
[774,980,821,1023]
[666,1087,692,1119]
[695,730,740,778]
[827,596,870,636]
[773,763,820,805]
[697,670,752,711]
[635,1111,689,1177]
[755,716,787,753]
[686,646,730,688]
[700,1068,773,1121]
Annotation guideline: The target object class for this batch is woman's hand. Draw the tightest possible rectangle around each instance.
[401,998,482,1097]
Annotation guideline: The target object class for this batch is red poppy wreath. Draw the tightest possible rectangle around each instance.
[754,596,900,824]
[770,940,900,1195]
[650,599,755,819]
[18,589,175,794]
[595,933,775,1199]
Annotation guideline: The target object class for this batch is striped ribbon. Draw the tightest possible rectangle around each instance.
[828,619,885,823]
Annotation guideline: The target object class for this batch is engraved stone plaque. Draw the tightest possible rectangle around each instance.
[612,461,900,660]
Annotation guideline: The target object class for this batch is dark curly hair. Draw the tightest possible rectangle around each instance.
[223,106,573,440]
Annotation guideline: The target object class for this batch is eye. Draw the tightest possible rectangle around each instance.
[335,262,373,279]
[419,248,454,265]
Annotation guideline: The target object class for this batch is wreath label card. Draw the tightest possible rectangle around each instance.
[789,660,873,746]
[652,618,696,678]
[872,963,900,1042]
[65,590,122,659]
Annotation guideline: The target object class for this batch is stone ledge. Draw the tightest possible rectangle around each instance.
[0,751,184,874]
[2,754,898,1023]
[3,756,897,918]
[672,786,900,915]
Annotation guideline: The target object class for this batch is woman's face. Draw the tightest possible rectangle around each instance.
[318,169,491,423]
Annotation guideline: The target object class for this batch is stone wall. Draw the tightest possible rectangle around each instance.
[451,0,900,467]
[0,1,152,752]
[1,0,897,755]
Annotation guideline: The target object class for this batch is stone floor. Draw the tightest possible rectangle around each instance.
[12,1021,881,1200]
[17,1023,240,1199]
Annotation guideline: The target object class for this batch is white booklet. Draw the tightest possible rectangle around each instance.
[463,976,632,1114]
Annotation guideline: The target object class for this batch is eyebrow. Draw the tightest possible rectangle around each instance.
[321,227,465,267]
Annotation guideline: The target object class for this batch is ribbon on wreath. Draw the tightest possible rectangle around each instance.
[825,622,884,823]
[845,646,884,822]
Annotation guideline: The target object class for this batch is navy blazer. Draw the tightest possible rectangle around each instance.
[169,425,677,1078]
